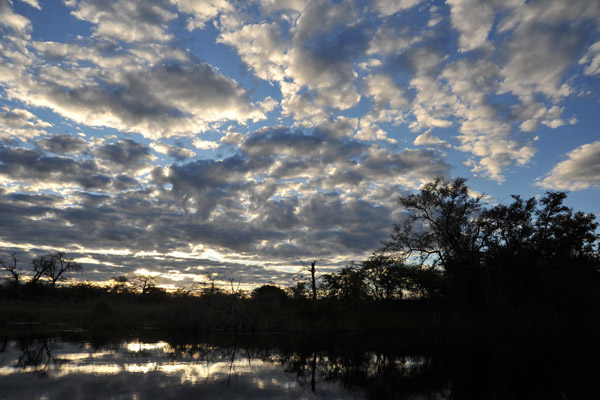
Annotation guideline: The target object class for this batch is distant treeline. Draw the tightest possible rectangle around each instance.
[1,177,599,332]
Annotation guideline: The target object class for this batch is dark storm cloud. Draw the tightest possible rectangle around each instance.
[36,134,89,154]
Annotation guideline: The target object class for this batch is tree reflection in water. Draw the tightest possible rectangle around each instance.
[1,332,600,399]
[279,349,449,399]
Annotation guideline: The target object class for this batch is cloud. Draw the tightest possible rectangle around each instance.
[220,129,244,145]
[314,117,358,140]
[69,0,176,42]
[19,0,40,9]
[497,0,600,99]
[447,0,495,52]
[0,145,104,189]
[362,74,410,110]
[218,22,286,82]
[219,0,370,125]
[537,141,600,190]
[499,25,585,100]
[151,142,196,161]
[414,132,449,148]
[36,134,89,153]
[171,0,232,30]
[286,21,369,111]
[9,60,264,139]
[0,122,449,285]
[580,41,600,76]
[373,0,424,17]
[193,139,220,150]
[0,0,31,34]
[0,138,151,193]
[95,139,153,169]
[0,107,51,142]
[367,12,422,55]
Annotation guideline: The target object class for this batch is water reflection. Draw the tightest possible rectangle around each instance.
[1,332,599,399]
[0,336,365,399]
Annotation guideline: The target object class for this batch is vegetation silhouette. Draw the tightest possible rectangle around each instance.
[1,177,599,333]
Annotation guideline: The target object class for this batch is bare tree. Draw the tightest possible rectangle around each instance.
[1,253,21,286]
[30,252,82,286]
[132,274,157,294]
[31,255,52,285]
[299,260,320,300]
[46,252,82,286]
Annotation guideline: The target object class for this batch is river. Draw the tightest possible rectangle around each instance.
[1,329,598,399]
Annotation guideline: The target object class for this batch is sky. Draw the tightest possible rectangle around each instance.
[1,0,599,290]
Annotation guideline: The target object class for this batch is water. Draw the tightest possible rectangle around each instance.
[1,331,599,399]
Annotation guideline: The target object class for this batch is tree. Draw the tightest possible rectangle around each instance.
[252,284,288,302]
[299,260,320,300]
[109,275,131,293]
[361,254,441,300]
[482,191,600,309]
[533,192,598,263]
[30,252,82,286]
[287,280,309,299]
[382,177,600,309]
[132,274,158,294]
[361,255,405,301]
[1,253,21,287]
[382,177,485,279]
[322,265,367,301]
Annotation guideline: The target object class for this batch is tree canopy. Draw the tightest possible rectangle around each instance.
[380,177,600,310]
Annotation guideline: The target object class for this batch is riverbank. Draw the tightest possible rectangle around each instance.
[2,286,598,336]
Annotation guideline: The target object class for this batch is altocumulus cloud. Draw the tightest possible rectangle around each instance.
[0,0,599,288]
[538,141,600,191]
[0,125,448,287]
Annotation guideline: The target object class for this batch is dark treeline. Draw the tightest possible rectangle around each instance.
[1,177,599,332]
[315,177,600,328]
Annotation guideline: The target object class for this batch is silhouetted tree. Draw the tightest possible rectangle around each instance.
[480,191,600,312]
[362,255,407,301]
[361,254,443,300]
[320,255,444,301]
[322,265,368,301]
[1,253,21,287]
[109,275,131,293]
[132,274,157,294]
[301,260,319,300]
[30,252,82,286]
[383,177,485,273]
[382,177,486,303]
[382,176,600,312]
[252,284,288,302]
[287,280,309,299]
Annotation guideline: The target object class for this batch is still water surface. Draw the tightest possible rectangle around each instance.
[0,331,598,399]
